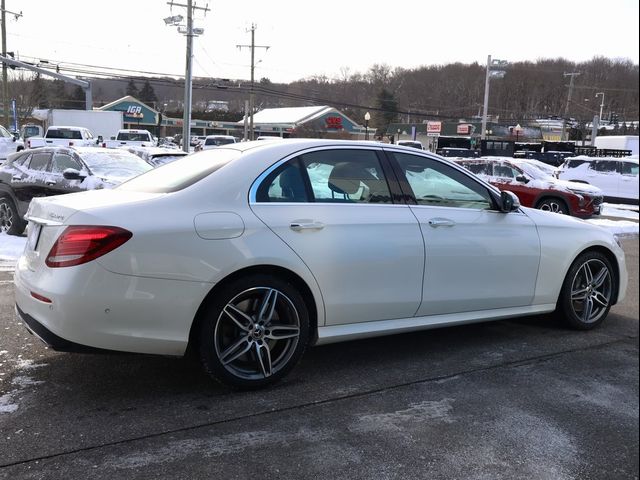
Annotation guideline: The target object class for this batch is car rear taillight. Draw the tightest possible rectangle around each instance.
[46,226,132,268]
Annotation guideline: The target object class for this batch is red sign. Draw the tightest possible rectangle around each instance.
[427,121,441,133]
[457,124,472,134]
[325,116,343,129]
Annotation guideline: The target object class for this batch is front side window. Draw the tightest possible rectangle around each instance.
[51,153,82,174]
[492,163,521,179]
[391,152,493,210]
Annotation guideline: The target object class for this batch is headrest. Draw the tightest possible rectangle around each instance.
[328,162,374,195]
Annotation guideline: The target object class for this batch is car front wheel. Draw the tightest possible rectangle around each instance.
[556,251,615,330]
[537,197,569,215]
[199,274,310,389]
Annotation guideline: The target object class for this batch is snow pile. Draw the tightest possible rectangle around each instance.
[0,233,25,271]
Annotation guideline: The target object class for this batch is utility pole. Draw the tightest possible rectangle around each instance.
[237,24,269,141]
[1,0,22,127]
[562,72,580,141]
[165,1,209,152]
[480,55,507,141]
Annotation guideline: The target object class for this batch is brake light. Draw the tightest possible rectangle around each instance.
[46,226,132,268]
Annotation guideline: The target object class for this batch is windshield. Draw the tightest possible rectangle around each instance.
[118,149,240,193]
[79,151,153,181]
[514,161,553,179]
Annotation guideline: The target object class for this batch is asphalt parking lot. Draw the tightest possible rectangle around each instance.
[0,237,637,480]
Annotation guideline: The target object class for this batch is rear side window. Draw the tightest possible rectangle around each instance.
[590,160,617,173]
[301,149,392,204]
[51,153,82,174]
[256,160,308,202]
[28,152,51,172]
[619,162,639,176]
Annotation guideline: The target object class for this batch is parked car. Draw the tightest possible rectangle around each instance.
[26,126,100,149]
[0,124,25,162]
[437,147,479,158]
[556,156,639,204]
[102,129,157,149]
[120,146,189,167]
[0,146,152,235]
[454,157,603,218]
[201,135,237,150]
[398,140,424,150]
[14,140,627,389]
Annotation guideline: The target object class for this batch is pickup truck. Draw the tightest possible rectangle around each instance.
[103,129,157,148]
[26,126,100,149]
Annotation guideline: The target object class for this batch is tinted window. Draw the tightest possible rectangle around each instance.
[619,162,639,176]
[300,149,392,204]
[590,160,617,173]
[462,162,492,176]
[51,153,82,174]
[567,159,588,168]
[392,153,492,210]
[9,152,30,167]
[28,152,51,172]
[256,160,308,202]
[205,137,235,146]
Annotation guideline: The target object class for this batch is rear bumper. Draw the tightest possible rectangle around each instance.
[16,304,113,354]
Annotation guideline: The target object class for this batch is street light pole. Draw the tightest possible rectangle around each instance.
[595,92,605,122]
[364,111,370,140]
[481,54,492,142]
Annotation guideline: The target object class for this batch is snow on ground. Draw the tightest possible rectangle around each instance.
[0,203,637,272]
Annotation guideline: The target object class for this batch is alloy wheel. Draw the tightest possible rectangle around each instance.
[570,259,612,324]
[214,287,301,380]
[0,200,13,233]
[540,201,566,214]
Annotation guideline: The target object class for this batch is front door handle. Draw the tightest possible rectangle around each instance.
[290,221,325,231]
[428,218,455,228]
[45,181,57,186]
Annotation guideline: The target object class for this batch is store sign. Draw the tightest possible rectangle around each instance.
[326,116,343,129]
[125,105,144,118]
[427,121,441,133]
[457,124,472,134]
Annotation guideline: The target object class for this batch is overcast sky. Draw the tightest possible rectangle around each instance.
[6,0,639,84]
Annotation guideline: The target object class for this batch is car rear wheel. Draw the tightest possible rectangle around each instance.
[556,251,615,330]
[537,198,569,215]
[198,274,310,389]
[0,195,26,236]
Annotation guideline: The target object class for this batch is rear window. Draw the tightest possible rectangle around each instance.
[118,149,240,193]
[117,132,151,141]
[79,151,152,179]
[46,128,83,140]
[205,137,235,146]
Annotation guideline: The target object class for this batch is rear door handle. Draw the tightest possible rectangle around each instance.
[290,221,325,231]
[428,218,455,227]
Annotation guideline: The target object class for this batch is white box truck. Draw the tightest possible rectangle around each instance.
[30,109,124,142]
[594,135,639,155]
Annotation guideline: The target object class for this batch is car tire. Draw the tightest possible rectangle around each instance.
[537,197,569,215]
[198,274,310,389]
[0,195,26,236]
[556,251,615,330]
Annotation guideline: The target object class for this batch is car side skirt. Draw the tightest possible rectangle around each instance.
[315,304,557,345]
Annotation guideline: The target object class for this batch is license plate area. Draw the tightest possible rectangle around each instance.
[26,222,42,252]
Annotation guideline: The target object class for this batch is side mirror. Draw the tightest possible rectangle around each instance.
[515,174,529,184]
[63,168,87,180]
[500,191,521,212]
[97,135,103,143]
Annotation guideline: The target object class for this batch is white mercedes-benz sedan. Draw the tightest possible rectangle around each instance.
[14,139,628,388]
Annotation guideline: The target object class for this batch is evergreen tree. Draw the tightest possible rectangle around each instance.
[67,85,86,109]
[50,80,69,108]
[139,80,158,106]
[374,88,399,134]
[126,79,139,97]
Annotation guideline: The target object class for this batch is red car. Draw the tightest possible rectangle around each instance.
[453,157,603,218]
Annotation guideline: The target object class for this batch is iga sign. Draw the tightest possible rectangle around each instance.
[325,116,343,129]
[125,105,144,119]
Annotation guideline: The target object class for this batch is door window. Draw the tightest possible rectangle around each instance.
[391,152,493,209]
[590,160,617,173]
[300,149,392,203]
[618,161,639,176]
[50,153,82,174]
[27,152,51,172]
[256,160,308,202]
